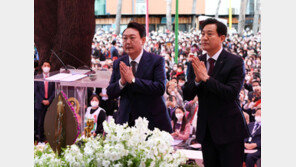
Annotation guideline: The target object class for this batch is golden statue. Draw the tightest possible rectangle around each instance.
[54,94,65,155]
[84,119,94,137]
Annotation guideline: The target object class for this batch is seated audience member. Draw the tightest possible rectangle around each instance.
[85,94,106,136]
[176,75,185,97]
[166,95,178,119]
[248,80,261,105]
[244,108,261,167]
[171,106,191,141]
[175,64,185,80]
[166,81,183,107]
[184,95,198,124]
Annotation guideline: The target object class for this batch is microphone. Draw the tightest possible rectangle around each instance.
[58,49,95,75]
[50,49,70,73]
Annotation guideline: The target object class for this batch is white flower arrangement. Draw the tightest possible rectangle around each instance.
[34,117,188,167]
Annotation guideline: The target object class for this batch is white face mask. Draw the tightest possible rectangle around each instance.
[255,116,261,123]
[173,67,177,71]
[175,113,184,120]
[245,75,251,81]
[42,67,50,73]
[91,101,99,108]
[179,82,185,87]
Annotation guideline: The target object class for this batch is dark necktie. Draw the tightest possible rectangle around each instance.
[130,61,137,75]
[208,58,215,76]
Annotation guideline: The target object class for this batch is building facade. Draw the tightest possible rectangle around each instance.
[94,0,258,33]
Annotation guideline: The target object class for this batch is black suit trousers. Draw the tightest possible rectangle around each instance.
[36,105,49,142]
[202,128,244,167]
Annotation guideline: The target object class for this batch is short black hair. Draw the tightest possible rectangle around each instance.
[178,75,185,81]
[89,94,100,103]
[111,40,116,45]
[201,18,227,37]
[123,22,146,38]
[252,80,261,86]
[41,60,51,66]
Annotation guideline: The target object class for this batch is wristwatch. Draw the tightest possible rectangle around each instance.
[132,77,135,83]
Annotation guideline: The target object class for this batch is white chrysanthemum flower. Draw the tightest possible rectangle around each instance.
[35,117,187,167]
[102,159,110,167]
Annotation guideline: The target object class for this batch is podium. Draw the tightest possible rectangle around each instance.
[34,69,112,133]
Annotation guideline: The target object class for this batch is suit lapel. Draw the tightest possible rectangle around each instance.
[199,54,207,67]
[122,55,130,66]
[212,49,226,76]
[134,50,149,78]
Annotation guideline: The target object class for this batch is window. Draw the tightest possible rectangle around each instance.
[136,0,146,14]
[94,0,106,15]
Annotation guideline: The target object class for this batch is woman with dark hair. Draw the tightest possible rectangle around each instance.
[171,106,191,141]
[84,94,106,136]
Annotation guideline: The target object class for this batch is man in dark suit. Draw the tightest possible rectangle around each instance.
[107,22,172,133]
[244,109,261,167]
[34,61,55,142]
[110,40,119,60]
[183,18,249,167]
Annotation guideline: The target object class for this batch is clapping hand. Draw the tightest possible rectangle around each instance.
[244,143,257,150]
[119,62,127,85]
[192,57,209,82]
[120,61,135,84]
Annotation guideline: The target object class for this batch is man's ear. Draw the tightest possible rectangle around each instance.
[141,37,146,45]
[220,35,226,42]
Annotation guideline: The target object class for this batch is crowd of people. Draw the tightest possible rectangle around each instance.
[34,23,261,166]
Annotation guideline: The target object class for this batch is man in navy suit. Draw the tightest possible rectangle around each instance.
[110,40,119,60]
[107,22,172,133]
[34,61,55,142]
[244,108,261,167]
[183,18,249,167]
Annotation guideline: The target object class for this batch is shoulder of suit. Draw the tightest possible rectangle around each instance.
[144,50,164,62]
[223,49,243,61]
[144,50,159,57]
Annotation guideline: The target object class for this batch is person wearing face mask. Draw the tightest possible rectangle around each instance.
[85,94,106,136]
[171,106,191,141]
[175,65,185,80]
[166,82,183,107]
[244,109,261,167]
[165,66,171,81]
[170,64,178,78]
[166,95,177,119]
[34,61,55,143]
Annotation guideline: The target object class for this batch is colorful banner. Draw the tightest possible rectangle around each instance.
[229,0,232,29]
[146,0,149,37]
[174,0,179,64]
